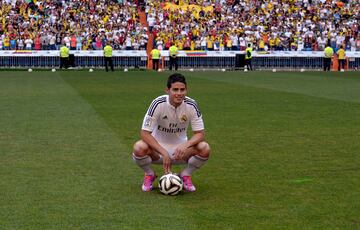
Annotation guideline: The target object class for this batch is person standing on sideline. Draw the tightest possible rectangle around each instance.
[150,47,161,70]
[169,43,179,70]
[323,43,334,71]
[245,43,253,71]
[337,45,346,71]
[59,44,69,69]
[103,41,114,72]
[132,73,211,192]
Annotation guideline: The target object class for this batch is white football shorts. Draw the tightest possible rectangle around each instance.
[152,142,187,165]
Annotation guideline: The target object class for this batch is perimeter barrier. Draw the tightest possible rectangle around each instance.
[0,50,148,69]
[0,50,359,70]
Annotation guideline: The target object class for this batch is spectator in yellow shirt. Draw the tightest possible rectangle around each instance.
[226,39,232,51]
[258,39,265,51]
[3,36,10,50]
[269,37,275,51]
[206,36,213,51]
[275,37,281,50]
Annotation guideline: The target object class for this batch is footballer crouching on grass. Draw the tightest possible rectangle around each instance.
[131,73,211,192]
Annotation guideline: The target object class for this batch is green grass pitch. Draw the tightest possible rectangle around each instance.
[1,70,360,229]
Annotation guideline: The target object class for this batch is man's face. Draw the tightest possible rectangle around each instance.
[166,82,187,107]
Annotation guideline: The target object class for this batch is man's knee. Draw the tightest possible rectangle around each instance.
[196,141,210,158]
[133,140,149,156]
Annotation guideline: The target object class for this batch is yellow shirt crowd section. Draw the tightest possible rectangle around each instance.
[0,0,358,52]
[147,0,358,52]
[0,1,141,49]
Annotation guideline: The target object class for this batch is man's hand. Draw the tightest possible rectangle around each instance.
[163,154,172,174]
[140,130,172,173]
[173,142,190,160]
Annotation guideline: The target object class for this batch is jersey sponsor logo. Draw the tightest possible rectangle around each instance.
[184,98,201,117]
[148,96,166,117]
[157,125,186,133]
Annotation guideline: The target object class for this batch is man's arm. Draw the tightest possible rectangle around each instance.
[186,130,205,147]
[140,130,168,157]
[173,130,205,160]
[140,130,171,173]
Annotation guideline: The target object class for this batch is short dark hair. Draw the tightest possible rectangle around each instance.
[167,73,187,88]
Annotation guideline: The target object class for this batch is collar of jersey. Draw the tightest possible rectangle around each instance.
[166,95,184,109]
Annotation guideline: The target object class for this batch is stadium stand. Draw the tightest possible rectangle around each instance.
[0,0,358,52]
[144,0,359,52]
[0,0,359,70]
[0,0,148,51]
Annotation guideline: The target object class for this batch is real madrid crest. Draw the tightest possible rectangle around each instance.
[180,114,187,122]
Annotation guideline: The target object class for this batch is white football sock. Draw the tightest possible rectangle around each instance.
[180,155,208,177]
[132,153,154,176]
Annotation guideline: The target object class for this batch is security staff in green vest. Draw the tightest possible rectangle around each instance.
[337,45,346,71]
[104,41,114,72]
[60,44,70,69]
[150,47,161,71]
[169,43,178,71]
[323,43,334,71]
[245,43,253,71]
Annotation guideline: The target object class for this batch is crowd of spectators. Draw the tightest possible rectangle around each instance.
[0,0,148,51]
[146,0,359,52]
[0,0,359,51]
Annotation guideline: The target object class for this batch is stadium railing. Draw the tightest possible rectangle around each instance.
[0,50,148,69]
[0,50,359,70]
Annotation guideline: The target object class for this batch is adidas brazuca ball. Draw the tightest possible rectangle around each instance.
[158,174,183,195]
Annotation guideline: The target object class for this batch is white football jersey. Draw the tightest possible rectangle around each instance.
[142,95,204,145]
